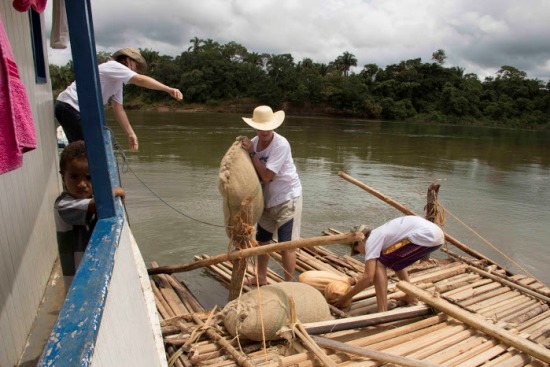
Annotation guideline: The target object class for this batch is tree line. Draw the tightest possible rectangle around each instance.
[49,38,550,129]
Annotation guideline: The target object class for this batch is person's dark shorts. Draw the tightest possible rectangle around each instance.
[256,219,294,243]
[378,243,441,271]
[55,100,83,143]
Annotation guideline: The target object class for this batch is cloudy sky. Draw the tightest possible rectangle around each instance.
[44,0,550,81]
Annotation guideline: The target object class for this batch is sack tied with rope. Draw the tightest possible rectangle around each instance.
[222,282,333,341]
[218,136,264,239]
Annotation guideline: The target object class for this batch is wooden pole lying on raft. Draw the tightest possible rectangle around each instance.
[311,335,444,367]
[337,171,510,274]
[148,231,364,275]
[397,281,550,364]
[303,304,433,335]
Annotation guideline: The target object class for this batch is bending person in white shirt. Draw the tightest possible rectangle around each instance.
[55,47,182,150]
[332,215,445,312]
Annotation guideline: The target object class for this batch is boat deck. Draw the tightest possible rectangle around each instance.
[151,238,550,366]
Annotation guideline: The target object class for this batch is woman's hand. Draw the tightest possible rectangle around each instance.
[128,133,139,151]
[168,88,183,101]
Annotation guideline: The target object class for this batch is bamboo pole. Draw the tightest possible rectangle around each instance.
[519,309,550,333]
[476,294,530,315]
[151,280,174,319]
[303,305,433,335]
[511,305,549,327]
[367,322,449,351]
[442,338,499,366]
[383,324,468,356]
[467,266,550,304]
[459,287,511,308]
[148,231,364,275]
[405,329,476,361]
[190,312,256,367]
[466,290,518,311]
[442,278,492,298]
[311,335,444,367]
[397,281,550,364]
[294,324,338,367]
[337,171,511,273]
[165,274,205,313]
[425,335,485,365]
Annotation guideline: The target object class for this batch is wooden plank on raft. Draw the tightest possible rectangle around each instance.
[304,305,433,335]
[311,335,445,367]
[467,266,550,303]
[397,281,550,364]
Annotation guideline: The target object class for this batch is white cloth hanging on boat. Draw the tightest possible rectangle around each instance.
[50,0,69,49]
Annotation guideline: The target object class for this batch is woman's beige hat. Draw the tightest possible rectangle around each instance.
[112,47,147,73]
[242,105,285,131]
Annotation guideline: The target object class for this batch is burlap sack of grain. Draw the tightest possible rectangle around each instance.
[218,137,264,238]
[223,282,333,341]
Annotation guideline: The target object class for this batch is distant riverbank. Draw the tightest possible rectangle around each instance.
[126,100,548,130]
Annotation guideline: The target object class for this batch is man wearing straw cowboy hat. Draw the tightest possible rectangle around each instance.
[55,47,183,151]
[241,105,303,286]
[332,215,444,312]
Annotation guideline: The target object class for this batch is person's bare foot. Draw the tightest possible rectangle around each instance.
[243,277,268,287]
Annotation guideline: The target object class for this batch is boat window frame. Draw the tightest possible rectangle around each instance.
[28,9,47,84]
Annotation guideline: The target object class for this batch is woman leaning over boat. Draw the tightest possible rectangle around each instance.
[55,47,183,150]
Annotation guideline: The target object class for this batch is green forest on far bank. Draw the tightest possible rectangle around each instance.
[49,38,550,129]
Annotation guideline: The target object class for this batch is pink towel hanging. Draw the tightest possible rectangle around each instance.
[0,15,37,175]
[12,0,48,13]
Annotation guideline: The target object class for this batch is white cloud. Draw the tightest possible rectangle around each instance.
[44,0,550,81]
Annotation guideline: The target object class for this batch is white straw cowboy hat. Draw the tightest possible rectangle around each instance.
[242,106,285,131]
[112,47,147,73]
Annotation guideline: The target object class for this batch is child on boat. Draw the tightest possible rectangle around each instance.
[53,141,125,290]
[331,215,444,312]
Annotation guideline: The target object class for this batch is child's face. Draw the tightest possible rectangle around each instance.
[62,158,93,199]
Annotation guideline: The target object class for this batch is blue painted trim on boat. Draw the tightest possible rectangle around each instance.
[39,207,124,366]
[64,0,116,219]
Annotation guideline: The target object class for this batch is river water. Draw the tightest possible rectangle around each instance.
[109,110,550,308]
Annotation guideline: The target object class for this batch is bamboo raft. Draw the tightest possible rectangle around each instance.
[149,173,550,366]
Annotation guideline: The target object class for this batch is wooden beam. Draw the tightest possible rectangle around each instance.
[397,281,550,364]
[304,305,433,335]
[148,231,364,275]
[311,335,444,367]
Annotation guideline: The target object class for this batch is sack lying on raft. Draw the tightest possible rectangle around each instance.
[298,270,353,307]
[222,282,332,341]
[218,136,264,239]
